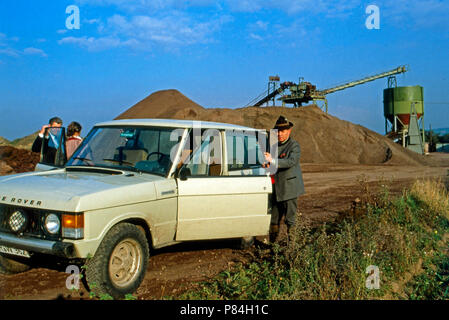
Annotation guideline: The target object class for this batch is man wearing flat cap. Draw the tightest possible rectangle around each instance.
[264,115,305,243]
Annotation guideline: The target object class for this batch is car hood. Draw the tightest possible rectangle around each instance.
[0,167,173,212]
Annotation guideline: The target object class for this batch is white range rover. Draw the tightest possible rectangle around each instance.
[0,119,273,298]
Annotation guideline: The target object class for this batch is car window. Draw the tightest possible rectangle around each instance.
[183,129,222,177]
[225,130,266,176]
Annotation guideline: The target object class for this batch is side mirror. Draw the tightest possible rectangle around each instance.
[179,167,191,181]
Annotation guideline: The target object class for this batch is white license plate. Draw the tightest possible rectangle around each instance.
[0,245,31,258]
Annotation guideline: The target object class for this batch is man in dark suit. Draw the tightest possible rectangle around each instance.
[264,115,305,243]
[31,116,63,165]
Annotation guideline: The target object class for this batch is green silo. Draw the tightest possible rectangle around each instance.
[383,85,425,154]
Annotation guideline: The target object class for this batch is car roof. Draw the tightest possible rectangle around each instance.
[95,118,264,132]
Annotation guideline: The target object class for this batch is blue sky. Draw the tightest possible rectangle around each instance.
[0,0,448,140]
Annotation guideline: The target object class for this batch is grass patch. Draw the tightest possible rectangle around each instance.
[177,179,449,300]
[404,251,449,300]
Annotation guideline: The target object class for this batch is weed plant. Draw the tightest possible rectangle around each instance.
[179,179,449,300]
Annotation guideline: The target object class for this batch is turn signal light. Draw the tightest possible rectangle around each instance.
[62,214,84,228]
[62,214,84,239]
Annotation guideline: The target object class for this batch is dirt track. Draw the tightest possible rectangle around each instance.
[1,154,448,300]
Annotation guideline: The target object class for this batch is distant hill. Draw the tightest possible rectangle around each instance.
[9,131,38,150]
[0,136,10,146]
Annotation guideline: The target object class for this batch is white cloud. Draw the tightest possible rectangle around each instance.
[225,0,262,12]
[23,47,48,58]
[63,0,449,54]
[107,13,232,46]
[255,20,268,31]
[58,36,130,51]
[76,0,217,12]
[75,0,449,27]
[0,34,19,57]
[59,11,233,51]
[0,45,48,59]
[0,33,19,46]
[380,0,449,30]
[225,0,359,16]
[0,34,48,59]
[247,20,269,41]
[249,33,263,41]
[84,18,100,24]
[0,48,20,58]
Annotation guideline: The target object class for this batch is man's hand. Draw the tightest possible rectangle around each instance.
[264,152,273,163]
[39,124,50,135]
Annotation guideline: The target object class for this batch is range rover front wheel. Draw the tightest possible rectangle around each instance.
[85,223,149,299]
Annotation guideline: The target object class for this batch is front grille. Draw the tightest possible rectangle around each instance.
[0,204,62,241]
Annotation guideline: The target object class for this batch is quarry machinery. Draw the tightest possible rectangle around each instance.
[249,65,408,112]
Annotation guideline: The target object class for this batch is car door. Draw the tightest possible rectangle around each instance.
[175,128,272,241]
[34,127,68,171]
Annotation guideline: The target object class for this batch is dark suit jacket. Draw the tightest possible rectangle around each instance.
[31,135,57,164]
[31,135,43,153]
[273,138,305,202]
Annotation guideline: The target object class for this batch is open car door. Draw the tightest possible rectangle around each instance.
[34,127,67,171]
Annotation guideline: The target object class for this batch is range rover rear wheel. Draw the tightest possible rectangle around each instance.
[0,254,31,274]
[85,223,149,299]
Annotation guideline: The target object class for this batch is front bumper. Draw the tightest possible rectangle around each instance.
[0,232,74,258]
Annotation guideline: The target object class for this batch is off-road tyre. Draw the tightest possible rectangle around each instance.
[0,254,31,274]
[85,223,149,299]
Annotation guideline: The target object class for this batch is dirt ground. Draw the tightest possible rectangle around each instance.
[1,153,448,300]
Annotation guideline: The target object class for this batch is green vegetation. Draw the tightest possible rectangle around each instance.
[405,251,449,299]
[178,179,449,300]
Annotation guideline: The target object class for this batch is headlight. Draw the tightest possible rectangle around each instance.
[45,214,61,235]
[9,210,28,233]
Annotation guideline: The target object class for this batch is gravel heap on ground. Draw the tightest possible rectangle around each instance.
[116,89,205,120]
[0,146,40,175]
[116,89,427,166]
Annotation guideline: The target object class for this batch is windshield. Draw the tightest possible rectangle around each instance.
[66,126,183,176]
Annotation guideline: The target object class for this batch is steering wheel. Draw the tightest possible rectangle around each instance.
[147,152,168,162]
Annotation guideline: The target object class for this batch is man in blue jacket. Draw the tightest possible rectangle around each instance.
[264,115,305,243]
